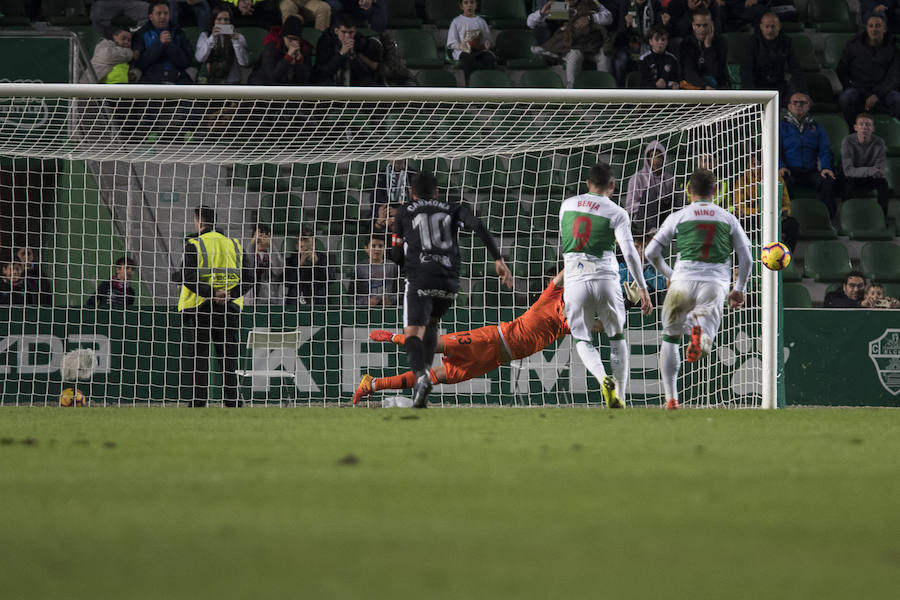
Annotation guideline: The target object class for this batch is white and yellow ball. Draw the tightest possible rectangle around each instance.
[761,242,791,271]
[59,388,86,407]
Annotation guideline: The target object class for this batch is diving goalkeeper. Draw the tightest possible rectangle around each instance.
[354,272,580,404]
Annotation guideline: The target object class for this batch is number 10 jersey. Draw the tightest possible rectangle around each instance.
[559,193,634,282]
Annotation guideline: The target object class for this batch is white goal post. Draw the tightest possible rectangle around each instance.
[0,84,781,408]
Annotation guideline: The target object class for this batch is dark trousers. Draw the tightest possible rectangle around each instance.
[782,168,836,218]
[842,176,890,216]
[459,50,497,79]
[181,306,242,405]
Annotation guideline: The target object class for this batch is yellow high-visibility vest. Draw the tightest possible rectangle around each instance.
[177,230,244,311]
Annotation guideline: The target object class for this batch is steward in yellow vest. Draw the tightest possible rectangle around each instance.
[177,206,254,408]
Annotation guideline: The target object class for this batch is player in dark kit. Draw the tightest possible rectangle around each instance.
[392,172,513,408]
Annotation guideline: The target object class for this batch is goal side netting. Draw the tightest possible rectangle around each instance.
[0,85,780,408]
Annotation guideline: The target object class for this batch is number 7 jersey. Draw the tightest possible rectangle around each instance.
[559,193,634,281]
[652,201,751,284]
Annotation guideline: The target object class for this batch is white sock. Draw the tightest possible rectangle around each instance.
[609,338,629,399]
[576,340,606,384]
[660,341,680,401]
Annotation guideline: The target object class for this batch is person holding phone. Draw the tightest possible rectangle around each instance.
[195,3,249,84]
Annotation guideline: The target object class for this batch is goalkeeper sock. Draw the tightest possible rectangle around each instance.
[609,337,629,399]
[575,340,607,384]
[660,340,680,401]
[391,333,406,345]
[405,335,427,378]
[374,371,417,391]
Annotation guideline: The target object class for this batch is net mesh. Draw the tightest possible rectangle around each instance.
[0,89,769,407]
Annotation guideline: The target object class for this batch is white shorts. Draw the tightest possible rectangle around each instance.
[564,278,625,342]
[661,280,728,339]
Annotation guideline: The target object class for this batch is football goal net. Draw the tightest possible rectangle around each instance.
[0,84,781,408]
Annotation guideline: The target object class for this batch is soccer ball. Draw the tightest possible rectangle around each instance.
[59,387,86,407]
[761,242,791,271]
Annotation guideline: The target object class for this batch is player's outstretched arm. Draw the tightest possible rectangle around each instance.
[730,221,752,309]
[643,238,673,280]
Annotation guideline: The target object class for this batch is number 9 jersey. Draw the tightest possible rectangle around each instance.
[392,197,501,293]
[559,192,639,283]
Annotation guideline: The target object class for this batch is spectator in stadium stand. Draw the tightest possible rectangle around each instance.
[740,12,804,101]
[836,13,900,126]
[663,0,721,40]
[528,0,614,89]
[861,0,900,34]
[132,0,195,83]
[225,0,277,29]
[679,8,728,89]
[353,235,399,307]
[824,271,867,308]
[861,282,900,309]
[314,12,382,85]
[85,256,138,308]
[91,0,149,33]
[244,224,285,304]
[733,154,799,251]
[611,0,660,87]
[168,0,210,29]
[279,0,331,30]
[90,27,138,84]
[283,229,330,305]
[778,91,837,221]
[0,251,49,306]
[248,15,312,84]
[16,246,53,304]
[448,0,497,82]
[195,3,250,84]
[368,203,397,246]
[330,0,387,32]
[639,25,681,88]
[625,140,676,232]
[840,112,891,217]
[176,205,255,408]
[374,159,414,206]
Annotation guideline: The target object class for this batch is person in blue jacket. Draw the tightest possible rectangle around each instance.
[778,91,836,221]
[133,0,194,84]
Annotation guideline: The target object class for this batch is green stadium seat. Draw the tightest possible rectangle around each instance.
[822,33,854,69]
[302,27,321,51]
[385,0,423,28]
[0,0,31,26]
[509,239,556,278]
[814,113,849,164]
[883,282,900,300]
[347,161,382,192]
[484,275,517,307]
[507,155,555,191]
[518,69,564,88]
[424,0,459,27]
[409,157,453,188]
[723,32,752,60]
[468,69,512,88]
[460,235,488,277]
[791,197,837,239]
[415,69,458,87]
[806,72,837,113]
[461,156,508,192]
[727,63,741,89]
[625,70,642,89]
[233,163,286,193]
[885,157,900,197]
[860,241,900,282]
[838,198,893,240]
[808,0,856,32]
[182,26,202,48]
[781,258,803,282]
[786,33,819,72]
[783,283,812,307]
[803,240,852,282]
[481,0,528,29]
[242,27,268,67]
[872,115,900,156]
[42,0,90,25]
[259,192,305,237]
[494,30,544,69]
[393,30,443,68]
[573,70,616,89]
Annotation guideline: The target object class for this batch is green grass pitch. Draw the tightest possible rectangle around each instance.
[1,407,898,599]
